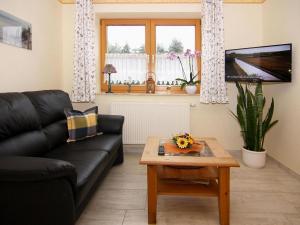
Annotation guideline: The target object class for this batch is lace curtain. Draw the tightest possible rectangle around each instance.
[200,0,228,103]
[156,54,197,85]
[72,0,96,102]
[105,53,149,84]
[105,53,197,85]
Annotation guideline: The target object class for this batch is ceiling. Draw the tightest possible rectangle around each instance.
[58,0,265,4]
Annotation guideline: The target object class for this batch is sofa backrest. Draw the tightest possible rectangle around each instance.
[24,90,73,149]
[0,93,49,156]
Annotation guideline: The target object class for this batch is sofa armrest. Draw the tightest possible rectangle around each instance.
[97,114,124,134]
[0,156,76,186]
[0,156,77,225]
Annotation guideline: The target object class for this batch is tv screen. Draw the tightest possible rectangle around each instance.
[225,44,292,82]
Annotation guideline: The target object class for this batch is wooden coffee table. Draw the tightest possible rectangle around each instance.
[140,137,240,225]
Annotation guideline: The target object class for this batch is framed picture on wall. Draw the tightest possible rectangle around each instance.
[0,10,32,50]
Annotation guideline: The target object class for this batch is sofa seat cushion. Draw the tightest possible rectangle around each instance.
[45,149,110,206]
[51,134,122,155]
[45,149,107,188]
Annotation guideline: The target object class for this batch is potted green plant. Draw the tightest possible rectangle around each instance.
[168,49,201,94]
[231,82,278,168]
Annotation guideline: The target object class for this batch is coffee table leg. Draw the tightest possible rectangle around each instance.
[147,165,157,224]
[218,167,230,225]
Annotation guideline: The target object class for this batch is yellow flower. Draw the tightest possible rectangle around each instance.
[188,137,194,145]
[176,137,189,149]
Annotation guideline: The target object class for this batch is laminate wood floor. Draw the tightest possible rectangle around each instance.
[76,148,300,225]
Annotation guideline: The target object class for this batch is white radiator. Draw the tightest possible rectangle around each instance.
[111,102,190,144]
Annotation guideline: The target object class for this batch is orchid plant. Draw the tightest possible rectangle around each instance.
[167,49,201,89]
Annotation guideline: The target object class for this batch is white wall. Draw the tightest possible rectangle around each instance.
[262,0,300,174]
[61,3,263,150]
[0,0,62,92]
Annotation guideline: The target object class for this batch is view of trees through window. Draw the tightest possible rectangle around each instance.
[108,43,145,53]
[158,39,184,54]
[107,25,145,54]
[108,38,185,54]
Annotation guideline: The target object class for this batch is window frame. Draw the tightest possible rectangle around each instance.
[100,19,201,94]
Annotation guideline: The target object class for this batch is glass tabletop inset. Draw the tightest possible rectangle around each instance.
[158,139,214,157]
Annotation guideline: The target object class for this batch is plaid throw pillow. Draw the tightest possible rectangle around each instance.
[64,106,98,142]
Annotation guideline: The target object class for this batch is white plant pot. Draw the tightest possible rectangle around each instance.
[242,147,267,169]
[185,85,197,95]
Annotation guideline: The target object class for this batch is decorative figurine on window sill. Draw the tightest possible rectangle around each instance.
[126,76,133,93]
[146,72,156,94]
[103,64,117,93]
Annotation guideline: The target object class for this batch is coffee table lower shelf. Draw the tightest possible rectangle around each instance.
[157,165,219,197]
[158,179,219,197]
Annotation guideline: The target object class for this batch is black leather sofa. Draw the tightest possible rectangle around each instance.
[0,90,124,225]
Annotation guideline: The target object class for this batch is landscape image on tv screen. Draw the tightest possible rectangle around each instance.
[225,44,292,82]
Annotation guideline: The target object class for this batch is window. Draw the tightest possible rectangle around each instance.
[100,19,201,93]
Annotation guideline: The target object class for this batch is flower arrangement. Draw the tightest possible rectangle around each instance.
[167,49,201,89]
[172,133,195,149]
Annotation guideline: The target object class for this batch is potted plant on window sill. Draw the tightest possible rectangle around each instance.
[168,49,201,95]
[176,73,200,95]
[231,82,278,168]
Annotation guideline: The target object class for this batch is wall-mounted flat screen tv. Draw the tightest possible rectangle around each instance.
[225,44,292,82]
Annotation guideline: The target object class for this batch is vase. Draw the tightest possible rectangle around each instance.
[242,147,267,168]
[185,85,197,95]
